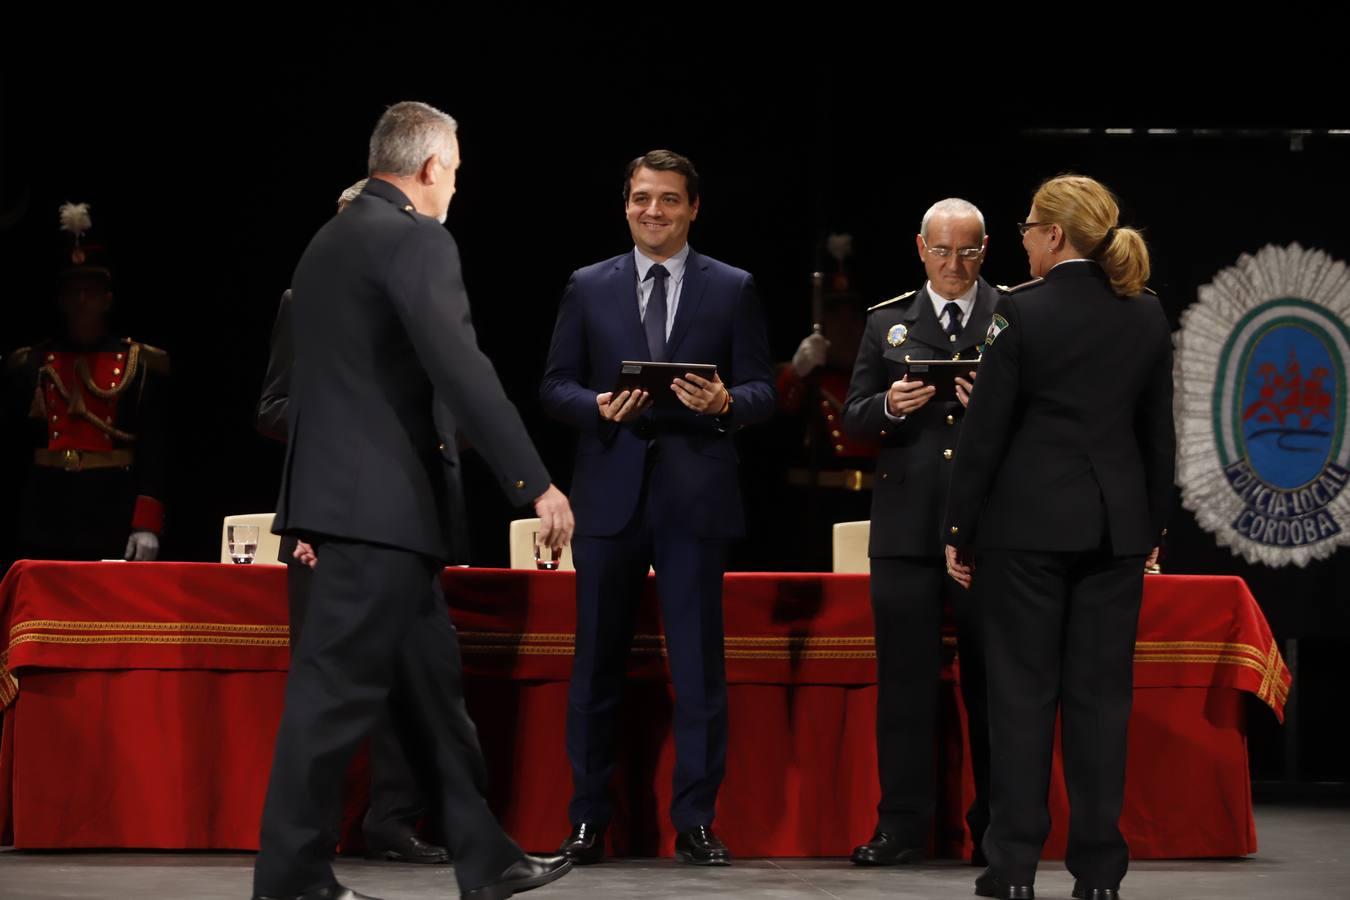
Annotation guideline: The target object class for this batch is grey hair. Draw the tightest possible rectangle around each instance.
[920,198,986,240]
[368,101,459,177]
[338,178,369,207]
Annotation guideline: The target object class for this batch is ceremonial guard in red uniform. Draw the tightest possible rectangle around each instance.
[772,236,878,569]
[2,203,169,562]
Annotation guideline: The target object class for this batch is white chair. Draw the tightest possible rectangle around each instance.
[508,517,576,571]
[220,513,284,566]
[832,521,871,574]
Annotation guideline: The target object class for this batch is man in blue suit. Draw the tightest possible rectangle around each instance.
[541,150,775,867]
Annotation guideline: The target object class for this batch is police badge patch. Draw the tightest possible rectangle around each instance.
[887,323,908,347]
[1175,243,1350,567]
[984,314,1009,350]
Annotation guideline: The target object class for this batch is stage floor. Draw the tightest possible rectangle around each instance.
[1,804,1345,899]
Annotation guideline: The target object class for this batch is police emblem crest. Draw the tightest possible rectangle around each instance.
[1175,243,1350,567]
[985,313,1009,350]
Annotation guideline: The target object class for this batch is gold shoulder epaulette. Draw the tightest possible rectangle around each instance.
[124,338,172,375]
[1143,286,1158,296]
[868,289,917,312]
[4,346,32,369]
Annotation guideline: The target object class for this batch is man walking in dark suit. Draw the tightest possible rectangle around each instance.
[252,101,574,900]
[842,198,995,867]
[254,179,458,868]
[541,150,775,866]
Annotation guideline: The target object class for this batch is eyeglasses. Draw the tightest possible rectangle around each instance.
[1017,221,1054,236]
[922,241,984,260]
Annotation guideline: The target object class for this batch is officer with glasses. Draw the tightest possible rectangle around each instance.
[841,197,999,868]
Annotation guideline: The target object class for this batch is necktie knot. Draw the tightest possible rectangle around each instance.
[646,264,670,283]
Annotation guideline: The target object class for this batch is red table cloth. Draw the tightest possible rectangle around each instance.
[0,561,1288,858]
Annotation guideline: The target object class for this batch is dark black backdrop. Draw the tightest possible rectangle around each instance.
[1,46,1345,781]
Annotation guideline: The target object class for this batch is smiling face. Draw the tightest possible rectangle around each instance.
[625,166,699,261]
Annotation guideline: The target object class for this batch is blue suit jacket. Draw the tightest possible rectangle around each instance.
[541,247,775,538]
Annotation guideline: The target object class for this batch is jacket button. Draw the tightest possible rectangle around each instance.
[946,415,955,426]
[951,526,959,535]
[879,429,887,438]
[113,367,121,375]
[881,473,888,480]
[51,415,58,422]
[515,480,525,489]
[834,444,844,453]
[943,449,953,460]
[831,430,841,438]
[437,442,447,451]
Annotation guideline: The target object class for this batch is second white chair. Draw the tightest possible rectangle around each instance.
[832,520,871,575]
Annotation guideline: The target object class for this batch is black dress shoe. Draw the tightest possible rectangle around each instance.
[559,821,607,865]
[674,826,731,866]
[975,866,1034,899]
[849,829,925,866]
[253,885,381,900]
[363,830,450,864]
[1072,885,1120,900]
[462,853,573,900]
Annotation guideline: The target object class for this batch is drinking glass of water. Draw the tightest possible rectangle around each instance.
[228,525,259,565]
[533,532,561,571]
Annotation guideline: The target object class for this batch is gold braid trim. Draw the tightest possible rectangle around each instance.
[9,619,290,638]
[36,365,72,404]
[77,342,141,401]
[0,650,17,708]
[0,622,291,711]
[36,358,137,442]
[8,633,291,650]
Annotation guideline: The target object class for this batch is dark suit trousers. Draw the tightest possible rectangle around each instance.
[566,480,729,832]
[870,556,990,847]
[285,553,426,841]
[976,547,1145,889]
[253,540,519,897]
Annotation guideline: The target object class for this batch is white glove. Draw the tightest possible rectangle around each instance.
[791,333,829,377]
[125,531,160,561]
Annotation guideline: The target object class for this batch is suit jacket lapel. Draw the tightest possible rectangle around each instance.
[612,252,650,358]
[665,247,709,359]
[907,286,952,352]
